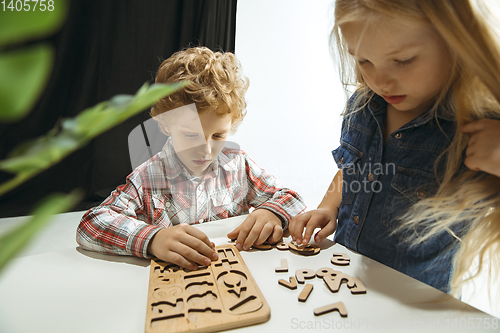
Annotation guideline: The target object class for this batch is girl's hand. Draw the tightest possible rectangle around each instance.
[148,224,217,270]
[461,119,500,178]
[227,209,283,251]
[288,208,338,245]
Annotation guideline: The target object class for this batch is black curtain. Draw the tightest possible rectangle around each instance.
[0,0,238,218]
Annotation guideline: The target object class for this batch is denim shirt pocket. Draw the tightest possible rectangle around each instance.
[381,166,438,244]
[333,141,363,205]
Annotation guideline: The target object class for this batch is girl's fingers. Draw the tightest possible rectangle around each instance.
[302,216,324,244]
[467,134,477,148]
[465,145,473,156]
[461,120,487,133]
[290,212,311,243]
[314,220,337,243]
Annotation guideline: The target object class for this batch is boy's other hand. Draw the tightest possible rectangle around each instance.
[227,209,282,251]
[289,208,338,245]
[148,224,218,271]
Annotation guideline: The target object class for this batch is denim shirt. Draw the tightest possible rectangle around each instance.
[332,93,459,293]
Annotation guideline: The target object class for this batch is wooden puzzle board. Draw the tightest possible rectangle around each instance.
[145,244,270,333]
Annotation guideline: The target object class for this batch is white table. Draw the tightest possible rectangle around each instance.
[0,211,498,332]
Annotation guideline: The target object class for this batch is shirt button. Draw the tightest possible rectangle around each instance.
[165,202,171,208]
[395,133,402,139]
[370,100,379,108]
[417,190,428,199]
[353,215,360,224]
[199,219,204,223]
[368,173,374,181]
[339,157,344,164]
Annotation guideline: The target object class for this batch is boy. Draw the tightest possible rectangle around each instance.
[77,47,306,270]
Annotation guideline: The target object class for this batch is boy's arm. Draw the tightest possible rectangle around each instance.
[76,177,162,258]
[243,154,306,230]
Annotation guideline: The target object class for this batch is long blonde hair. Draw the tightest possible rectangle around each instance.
[332,0,500,295]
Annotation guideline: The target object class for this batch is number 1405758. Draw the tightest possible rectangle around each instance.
[1,0,54,11]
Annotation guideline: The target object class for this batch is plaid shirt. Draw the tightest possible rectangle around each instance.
[76,138,306,258]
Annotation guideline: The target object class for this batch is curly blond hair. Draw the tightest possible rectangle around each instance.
[150,47,249,132]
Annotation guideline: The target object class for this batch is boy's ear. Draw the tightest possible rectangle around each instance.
[163,125,171,135]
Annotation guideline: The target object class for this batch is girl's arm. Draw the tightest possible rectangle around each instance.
[289,170,343,244]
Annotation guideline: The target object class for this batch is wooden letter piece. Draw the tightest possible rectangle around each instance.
[349,277,367,294]
[315,267,337,278]
[252,244,272,250]
[289,243,320,256]
[276,242,289,251]
[298,284,313,302]
[295,269,316,284]
[314,302,348,317]
[275,258,288,273]
[278,276,297,290]
[322,273,355,293]
[331,253,350,266]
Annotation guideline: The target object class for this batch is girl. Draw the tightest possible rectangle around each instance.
[290,0,500,295]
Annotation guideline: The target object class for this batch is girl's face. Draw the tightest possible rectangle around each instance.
[165,106,232,177]
[341,17,452,116]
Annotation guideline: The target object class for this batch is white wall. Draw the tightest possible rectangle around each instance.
[233,0,344,210]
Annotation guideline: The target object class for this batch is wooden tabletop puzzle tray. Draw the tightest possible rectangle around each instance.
[145,244,271,333]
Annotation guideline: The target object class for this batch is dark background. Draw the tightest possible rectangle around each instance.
[0,0,238,217]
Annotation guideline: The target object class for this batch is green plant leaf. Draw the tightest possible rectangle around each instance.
[72,81,189,139]
[0,44,53,121]
[0,0,67,48]
[0,81,188,196]
[0,131,79,173]
[0,190,81,273]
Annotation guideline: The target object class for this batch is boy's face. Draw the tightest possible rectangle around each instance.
[165,106,232,177]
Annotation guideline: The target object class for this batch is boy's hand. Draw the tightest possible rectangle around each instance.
[462,119,500,178]
[289,208,338,245]
[227,209,283,251]
[148,224,218,270]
